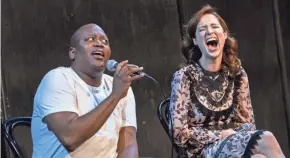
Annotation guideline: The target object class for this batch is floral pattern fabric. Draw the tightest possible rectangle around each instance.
[169,62,262,158]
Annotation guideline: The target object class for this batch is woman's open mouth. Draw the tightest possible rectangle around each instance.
[206,39,218,52]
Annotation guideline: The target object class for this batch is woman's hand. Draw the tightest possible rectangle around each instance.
[221,129,237,139]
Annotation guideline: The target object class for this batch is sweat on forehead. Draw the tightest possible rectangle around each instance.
[70,24,106,46]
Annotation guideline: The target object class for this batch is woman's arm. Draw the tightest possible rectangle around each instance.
[233,67,256,130]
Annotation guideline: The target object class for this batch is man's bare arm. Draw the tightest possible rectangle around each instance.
[44,61,144,152]
[117,127,138,158]
[45,93,121,151]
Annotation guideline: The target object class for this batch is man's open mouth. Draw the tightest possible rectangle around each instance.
[92,51,104,59]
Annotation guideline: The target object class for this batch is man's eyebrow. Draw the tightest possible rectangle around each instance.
[83,32,109,41]
[85,33,96,37]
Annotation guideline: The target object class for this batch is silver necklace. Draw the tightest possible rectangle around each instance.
[89,79,110,105]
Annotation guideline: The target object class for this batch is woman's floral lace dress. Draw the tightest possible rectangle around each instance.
[169,62,264,158]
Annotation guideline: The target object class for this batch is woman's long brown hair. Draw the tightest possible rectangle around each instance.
[181,5,241,76]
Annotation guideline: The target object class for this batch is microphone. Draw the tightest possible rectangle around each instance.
[106,59,119,72]
[106,59,145,76]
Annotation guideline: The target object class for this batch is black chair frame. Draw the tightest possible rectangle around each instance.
[157,98,171,137]
[2,117,32,158]
[157,98,188,157]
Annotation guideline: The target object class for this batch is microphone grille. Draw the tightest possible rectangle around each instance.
[106,59,118,72]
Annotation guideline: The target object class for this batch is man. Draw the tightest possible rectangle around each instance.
[31,23,144,158]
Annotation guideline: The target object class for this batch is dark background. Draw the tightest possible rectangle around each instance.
[1,0,290,157]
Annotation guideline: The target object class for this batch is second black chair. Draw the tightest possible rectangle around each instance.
[157,98,171,137]
[2,117,32,158]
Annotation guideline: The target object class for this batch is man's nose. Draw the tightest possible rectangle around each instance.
[94,39,103,47]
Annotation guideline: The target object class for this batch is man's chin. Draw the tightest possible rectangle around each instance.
[92,63,105,72]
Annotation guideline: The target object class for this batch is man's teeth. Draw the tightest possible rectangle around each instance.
[93,52,104,57]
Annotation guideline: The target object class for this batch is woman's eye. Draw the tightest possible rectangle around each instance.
[200,28,205,32]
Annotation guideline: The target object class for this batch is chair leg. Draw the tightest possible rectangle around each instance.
[2,124,11,158]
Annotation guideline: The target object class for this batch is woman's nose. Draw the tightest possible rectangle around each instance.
[206,27,214,35]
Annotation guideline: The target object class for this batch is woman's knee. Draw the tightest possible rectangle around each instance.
[262,131,277,141]
[259,131,279,148]
[256,131,285,157]
[251,154,266,158]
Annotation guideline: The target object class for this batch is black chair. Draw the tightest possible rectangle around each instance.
[157,98,171,137]
[2,117,32,158]
[157,98,187,157]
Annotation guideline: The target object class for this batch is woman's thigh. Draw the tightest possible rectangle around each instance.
[203,130,264,158]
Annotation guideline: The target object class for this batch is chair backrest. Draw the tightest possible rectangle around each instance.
[157,98,171,137]
[157,98,188,157]
[3,117,32,158]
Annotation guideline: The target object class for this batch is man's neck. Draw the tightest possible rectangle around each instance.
[199,55,222,72]
[71,66,103,87]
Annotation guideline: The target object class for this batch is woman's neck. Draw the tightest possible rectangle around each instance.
[199,55,222,72]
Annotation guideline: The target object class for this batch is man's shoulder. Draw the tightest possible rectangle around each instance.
[38,67,72,88]
[42,67,74,80]
[45,67,71,76]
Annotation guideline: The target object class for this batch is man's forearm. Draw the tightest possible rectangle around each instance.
[63,93,122,151]
[117,141,139,158]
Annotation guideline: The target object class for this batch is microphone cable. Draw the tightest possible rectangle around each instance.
[106,60,174,158]
[143,73,174,158]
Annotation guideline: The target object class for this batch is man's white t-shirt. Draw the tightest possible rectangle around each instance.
[31,67,137,158]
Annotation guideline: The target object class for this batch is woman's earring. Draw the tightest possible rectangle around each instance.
[192,38,197,45]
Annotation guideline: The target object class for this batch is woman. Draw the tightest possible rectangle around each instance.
[169,5,285,158]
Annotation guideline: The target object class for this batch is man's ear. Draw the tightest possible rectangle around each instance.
[192,38,197,45]
[69,47,76,60]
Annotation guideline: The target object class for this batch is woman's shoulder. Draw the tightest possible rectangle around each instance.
[173,62,199,75]
[235,65,248,77]
[171,63,200,84]
[233,65,250,84]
